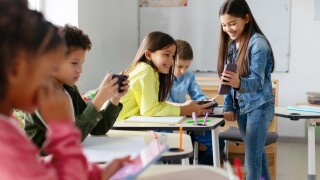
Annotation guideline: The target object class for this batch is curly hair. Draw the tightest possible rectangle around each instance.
[63,24,92,55]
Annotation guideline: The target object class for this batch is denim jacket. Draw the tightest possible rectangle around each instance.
[223,33,274,115]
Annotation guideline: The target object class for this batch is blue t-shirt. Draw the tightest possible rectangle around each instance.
[167,70,207,103]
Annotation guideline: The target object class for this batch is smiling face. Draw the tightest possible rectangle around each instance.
[220,14,249,41]
[54,48,86,86]
[146,44,176,74]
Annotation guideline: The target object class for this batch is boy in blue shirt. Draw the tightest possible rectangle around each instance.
[167,40,207,103]
[167,39,224,165]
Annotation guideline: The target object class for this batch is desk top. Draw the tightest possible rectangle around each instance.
[107,130,194,161]
[112,117,224,131]
[138,165,229,180]
[275,107,320,120]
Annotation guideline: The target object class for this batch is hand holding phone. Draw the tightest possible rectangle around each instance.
[218,63,237,95]
[112,74,128,93]
[197,101,218,109]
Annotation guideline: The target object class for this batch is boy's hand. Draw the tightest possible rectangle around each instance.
[92,72,119,110]
[223,111,238,121]
[110,78,130,105]
[37,80,73,123]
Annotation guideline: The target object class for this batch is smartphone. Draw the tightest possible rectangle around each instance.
[197,101,218,109]
[112,74,128,93]
[110,140,168,180]
[218,63,237,95]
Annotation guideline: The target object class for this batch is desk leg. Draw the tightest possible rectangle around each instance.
[212,128,220,168]
[308,121,316,180]
[193,141,199,165]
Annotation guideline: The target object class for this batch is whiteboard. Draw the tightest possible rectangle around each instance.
[139,0,291,72]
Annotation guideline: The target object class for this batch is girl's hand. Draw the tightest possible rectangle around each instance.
[37,80,73,123]
[221,70,240,89]
[110,78,130,105]
[101,155,131,180]
[223,111,238,121]
[180,101,212,116]
[92,72,119,110]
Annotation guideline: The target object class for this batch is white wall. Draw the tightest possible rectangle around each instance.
[50,0,319,137]
[77,0,138,92]
[42,0,78,26]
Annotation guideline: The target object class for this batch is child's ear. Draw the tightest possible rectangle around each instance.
[7,53,28,83]
[144,50,152,61]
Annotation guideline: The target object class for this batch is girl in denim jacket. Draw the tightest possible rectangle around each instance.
[218,0,275,179]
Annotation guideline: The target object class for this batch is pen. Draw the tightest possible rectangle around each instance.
[203,112,209,125]
[192,112,198,125]
[213,94,219,100]
[179,125,183,152]
[234,158,242,180]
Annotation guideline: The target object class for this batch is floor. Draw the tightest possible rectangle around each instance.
[276,142,320,180]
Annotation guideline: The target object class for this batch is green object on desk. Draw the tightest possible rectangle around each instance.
[187,119,212,124]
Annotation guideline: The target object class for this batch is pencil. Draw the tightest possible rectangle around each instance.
[179,125,183,152]
[213,94,219,100]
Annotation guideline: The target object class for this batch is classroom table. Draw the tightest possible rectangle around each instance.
[112,117,225,168]
[82,130,193,163]
[107,130,194,162]
[275,107,320,180]
[138,164,229,180]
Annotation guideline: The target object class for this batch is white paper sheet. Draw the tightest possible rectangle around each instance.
[125,116,184,124]
[83,136,146,163]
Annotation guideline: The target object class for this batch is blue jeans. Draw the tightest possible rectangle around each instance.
[237,102,274,180]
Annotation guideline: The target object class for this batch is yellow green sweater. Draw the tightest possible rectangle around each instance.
[117,62,180,121]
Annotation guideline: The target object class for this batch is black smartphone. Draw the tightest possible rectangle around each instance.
[218,63,237,95]
[112,74,128,93]
[197,101,218,109]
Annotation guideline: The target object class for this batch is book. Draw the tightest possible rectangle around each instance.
[124,116,185,124]
[287,105,320,113]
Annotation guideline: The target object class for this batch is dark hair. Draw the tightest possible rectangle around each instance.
[175,39,193,61]
[63,24,91,55]
[0,1,64,100]
[217,0,274,77]
[124,31,176,102]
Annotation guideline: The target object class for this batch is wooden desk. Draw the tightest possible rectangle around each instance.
[138,165,229,180]
[113,117,225,168]
[275,107,320,180]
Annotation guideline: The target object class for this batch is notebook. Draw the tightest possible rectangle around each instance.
[110,140,168,180]
[124,116,185,124]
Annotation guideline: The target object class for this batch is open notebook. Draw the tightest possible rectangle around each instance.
[124,116,185,124]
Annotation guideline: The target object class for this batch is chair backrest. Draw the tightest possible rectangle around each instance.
[195,77,279,132]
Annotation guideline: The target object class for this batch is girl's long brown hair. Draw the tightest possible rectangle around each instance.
[217,0,274,77]
[124,31,176,102]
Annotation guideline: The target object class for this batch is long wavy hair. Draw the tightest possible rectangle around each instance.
[124,31,176,102]
[217,0,274,77]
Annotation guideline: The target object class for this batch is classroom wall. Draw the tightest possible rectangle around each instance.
[75,0,319,137]
[42,0,78,26]
[77,0,138,92]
